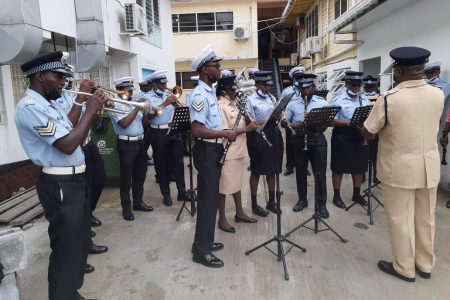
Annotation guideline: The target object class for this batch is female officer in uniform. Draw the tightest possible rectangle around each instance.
[189,45,237,268]
[246,71,283,216]
[217,72,258,233]
[330,71,371,209]
[283,74,330,217]
[15,51,108,300]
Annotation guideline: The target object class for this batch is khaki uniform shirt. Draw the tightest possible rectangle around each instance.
[364,79,444,189]
[218,96,247,160]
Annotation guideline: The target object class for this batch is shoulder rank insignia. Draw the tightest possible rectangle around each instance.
[34,120,56,137]
[192,101,204,112]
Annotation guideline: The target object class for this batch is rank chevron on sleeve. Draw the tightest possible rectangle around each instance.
[192,101,204,112]
[34,120,56,137]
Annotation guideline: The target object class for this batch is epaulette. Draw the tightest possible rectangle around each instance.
[380,88,398,98]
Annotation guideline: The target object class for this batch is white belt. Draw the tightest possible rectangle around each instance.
[150,124,169,129]
[118,134,144,141]
[42,164,86,175]
[197,138,223,144]
[82,135,91,146]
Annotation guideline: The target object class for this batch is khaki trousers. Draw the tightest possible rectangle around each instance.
[381,183,437,278]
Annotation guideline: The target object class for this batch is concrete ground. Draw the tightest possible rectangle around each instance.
[14,146,450,300]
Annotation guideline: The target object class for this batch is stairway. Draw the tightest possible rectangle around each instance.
[260,58,281,99]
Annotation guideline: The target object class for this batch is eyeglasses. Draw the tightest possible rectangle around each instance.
[205,63,220,69]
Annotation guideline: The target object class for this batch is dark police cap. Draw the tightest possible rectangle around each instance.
[363,75,378,85]
[296,73,316,87]
[254,71,273,85]
[389,46,431,66]
[342,71,363,83]
[218,75,237,89]
[21,51,72,77]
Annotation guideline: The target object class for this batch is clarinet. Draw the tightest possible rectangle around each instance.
[302,95,310,151]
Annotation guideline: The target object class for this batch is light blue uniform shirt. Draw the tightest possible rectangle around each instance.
[56,91,75,115]
[189,80,222,130]
[145,89,174,125]
[280,85,299,100]
[108,100,145,136]
[285,94,328,122]
[246,90,275,121]
[429,78,450,100]
[330,90,371,120]
[133,90,148,101]
[15,89,85,167]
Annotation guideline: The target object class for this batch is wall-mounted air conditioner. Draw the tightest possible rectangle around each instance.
[309,36,322,54]
[124,3,147,35]
[299,42,308,58]
[290,53,298,65]
[233,26,251,40]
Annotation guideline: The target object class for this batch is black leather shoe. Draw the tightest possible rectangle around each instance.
[234,215,257,223]
[266,201,281,214]
[352,195,368,206]
[192,253,224,268]
[284,168,294,176]
[218,225,236,233]
[378,260,415,282]
[122,206,135,221]
[177,191,187,202]
[91,215,102,227]
[212,242,224,252]
[252,205,269,217]
[133,201,153,211]
[91,230,96,238]
[293,200,308,212]
[319,205,329,219]
[89,243,108,254]
[84,263,95,274]
[163,195,173,206]
[416,266,431,279]
[446,200,450,208]
[333,195,346,209]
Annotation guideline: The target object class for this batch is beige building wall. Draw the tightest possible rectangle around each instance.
[172,0,258,73]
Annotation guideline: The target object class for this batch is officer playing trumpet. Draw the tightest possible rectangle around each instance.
[146,70,187,206]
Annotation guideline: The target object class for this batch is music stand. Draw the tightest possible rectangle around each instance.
[345,105,384,225]
[168,107,197,221]
[245,92,306,281]
[285,106,348,243]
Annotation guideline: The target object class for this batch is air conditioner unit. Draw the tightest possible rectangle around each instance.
[233,26,251,40]
[290,53,298,65]
[310,36,322,54]
[124,3,147,35]
[305,37,313,54]
[299,42,307,58]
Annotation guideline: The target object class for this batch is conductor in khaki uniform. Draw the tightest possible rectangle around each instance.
[362,47,444,282]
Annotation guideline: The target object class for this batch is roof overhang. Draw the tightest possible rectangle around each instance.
[326,0,382,33]
[281,0,315,27]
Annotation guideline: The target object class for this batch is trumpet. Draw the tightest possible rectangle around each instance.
[164,85,184,107]
[63,90,150,114]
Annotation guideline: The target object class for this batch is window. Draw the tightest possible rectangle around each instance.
[329,68,349,99]
[335,0,347,18]
[0,69,6,124]
[81,66,111,88]
[305,6,318,38]
[176,71,198,89]
[137,0,162,47]
[11,65,28,105]
[172,12,233,33]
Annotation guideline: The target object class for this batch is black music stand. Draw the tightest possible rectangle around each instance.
[285,106,348,243]
[345,105,384,225]
[168,107,197,221]
[245,92,306,281]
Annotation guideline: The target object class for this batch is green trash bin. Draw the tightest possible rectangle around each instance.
[91,113,120,181]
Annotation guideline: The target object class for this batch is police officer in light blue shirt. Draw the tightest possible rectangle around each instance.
[108,76,152,221]
[280,66,305,176]
[245,70,283,217]
[425,61,450,127]
[189,45,237,269]
[15,51,108,300]
[283,73,330,217]
[330,71,371,209]
[145,70,186,206]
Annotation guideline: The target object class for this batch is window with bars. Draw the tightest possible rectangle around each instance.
[334,0,348,19]
[329,68,349,99]
[82,66,111,88]
[305,6,318,38]
[0,70,6,124]
[315,73,327,91]
[137,0,161,47]
[11,65,28,105]
[172,12,233,33]
[176,71,199,89]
